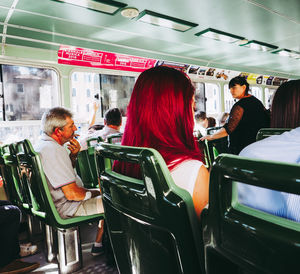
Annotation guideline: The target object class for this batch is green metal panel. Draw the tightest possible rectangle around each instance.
[0,6,9,22]
[252,0,300,23]
[5,37,59,51]
[0,0,14,8]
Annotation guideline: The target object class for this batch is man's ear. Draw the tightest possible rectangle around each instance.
[54,127,62,136]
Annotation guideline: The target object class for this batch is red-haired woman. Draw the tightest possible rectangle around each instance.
[113,66,209,217]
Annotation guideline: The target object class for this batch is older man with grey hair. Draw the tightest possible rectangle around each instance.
[35,107,104,256]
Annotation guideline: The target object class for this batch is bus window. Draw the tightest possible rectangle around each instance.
[100,74,135,116]
[193,82,205,112]
[249,86,263,103]
[2,65,59,121]
[265,88,276,109]
[71,72,136,123]
[0,64,59,145]
[224,84,236,113]
[205,83,221,117]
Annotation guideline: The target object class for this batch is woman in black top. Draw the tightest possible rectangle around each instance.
[201,76,270,154]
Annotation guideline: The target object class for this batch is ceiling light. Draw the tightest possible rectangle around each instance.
[272,49,300,59]
[195,28,244,43]
[55,0,126,15]
[240,40,278,52]
[121,7,139,19]
[136,10,198,32]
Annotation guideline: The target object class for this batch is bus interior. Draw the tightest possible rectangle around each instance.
[0,0,300,273]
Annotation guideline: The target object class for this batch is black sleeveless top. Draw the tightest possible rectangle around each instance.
[224,96,270,154]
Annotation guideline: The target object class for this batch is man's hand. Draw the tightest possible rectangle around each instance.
[68,137,81,156]
[62,183,100,201]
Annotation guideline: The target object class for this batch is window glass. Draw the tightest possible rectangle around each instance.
[249,86,263,103]
[2,65,59,121]
[0,64,59,145]
[224,84,236,113]
[71,72,136,123]
[100,74,135,116]
[265,88,276,110]
[205,83,220,116]
[193,82,205,112]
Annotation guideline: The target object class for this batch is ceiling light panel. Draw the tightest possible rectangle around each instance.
[195,28,244,43]
[240,40,278,52]
[55,0,127,15]
[136,10,198,32]
[272,49,300,59]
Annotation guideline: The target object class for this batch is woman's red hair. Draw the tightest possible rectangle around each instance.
[113,66,204,178]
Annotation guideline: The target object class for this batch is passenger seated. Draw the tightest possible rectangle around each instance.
[0,200,39,273]
[35,107,105,255]
[207,117,216,128]
[194,111,208,137]
[80,108,122,150]
[238,80,300,221]
[113,66,209,217]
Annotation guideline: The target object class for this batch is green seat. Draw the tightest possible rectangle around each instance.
[0,146,18,203]
[2,144,31,210]
[106,133,123,144]
[96,143,205,274]
[203,154,300,274]
[206,126,222,135]
[203,137,229,168]
[256,128,291,141]
[76,137,103,188]
[15,139,104,273]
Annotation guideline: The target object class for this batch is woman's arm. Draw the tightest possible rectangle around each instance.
[89,102,100,128]
[192,165,209,218]
[200,127,228,141]
[200,105,244,141]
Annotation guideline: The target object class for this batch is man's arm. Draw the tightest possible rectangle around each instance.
[61,182,100,201]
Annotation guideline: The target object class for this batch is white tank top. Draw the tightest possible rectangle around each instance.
[170,160,203,197]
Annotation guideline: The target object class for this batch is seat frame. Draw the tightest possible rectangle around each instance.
[203,154,300,274]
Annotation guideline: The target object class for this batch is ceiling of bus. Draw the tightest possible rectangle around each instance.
[1,0,300,77]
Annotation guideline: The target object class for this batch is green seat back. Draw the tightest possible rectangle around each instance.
[2,144,30,210]
[96,143,204,274]
[206,126,222,135]
[0,146,17,203]
[16,139,103,228]
[204,137,229,168]
[256,128,291,141]
[76,137,102,188]
[203,154,300,273]
[106,133,123,144]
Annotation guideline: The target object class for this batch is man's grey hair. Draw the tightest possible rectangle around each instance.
[41,107,73,135]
